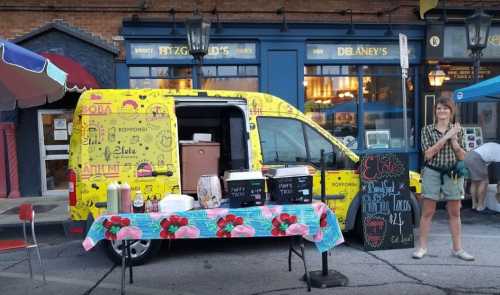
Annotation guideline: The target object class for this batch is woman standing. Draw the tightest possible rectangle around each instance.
[413,97,474,261]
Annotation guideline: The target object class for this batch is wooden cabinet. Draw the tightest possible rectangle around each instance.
[181,142,220,193]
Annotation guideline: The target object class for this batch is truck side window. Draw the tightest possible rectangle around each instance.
[304,125,335,168]
[257,117,307,164]
[304,124,354,170]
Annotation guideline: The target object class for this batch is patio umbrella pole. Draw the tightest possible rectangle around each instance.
[307,150,348,288]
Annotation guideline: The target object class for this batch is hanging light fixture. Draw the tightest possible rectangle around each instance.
[465,9,492,83]
[346,9,355,35]
[428,65,448,87]
[185,10,211,61]
[185,9,211,88]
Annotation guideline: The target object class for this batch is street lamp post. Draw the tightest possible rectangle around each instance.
[185,11,211,89]
[465,9,492,83]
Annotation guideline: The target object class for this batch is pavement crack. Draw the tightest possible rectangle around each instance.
[346,243,423,283]
[1,259,27,271]
[249,285,312,295]
[81,263,117,295]
[348,281,418,288]
[55,247,65,258]
[346,242,500,295]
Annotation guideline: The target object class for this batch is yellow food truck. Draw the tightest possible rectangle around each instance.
[68,89,421,264]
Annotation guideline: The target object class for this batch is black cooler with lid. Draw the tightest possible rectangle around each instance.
[266,166,313,204]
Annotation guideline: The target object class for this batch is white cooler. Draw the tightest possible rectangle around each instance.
[485,184,500,212]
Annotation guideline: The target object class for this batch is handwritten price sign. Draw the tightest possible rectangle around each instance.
[360,154,414,251]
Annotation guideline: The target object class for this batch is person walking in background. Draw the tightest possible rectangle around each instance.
[464,142,500,213]
[413,97,474,261]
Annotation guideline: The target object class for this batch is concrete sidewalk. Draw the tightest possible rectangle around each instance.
[0,195,68,228]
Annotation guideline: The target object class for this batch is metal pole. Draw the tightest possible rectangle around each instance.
[320,149,326,203]
[401,69,408,152]
[320,149,328,276]
[195,56,204,89]
[473,51,480,83]
[308,148,349,288]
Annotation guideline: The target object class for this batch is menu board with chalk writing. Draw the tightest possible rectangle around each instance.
[360,153,414,251]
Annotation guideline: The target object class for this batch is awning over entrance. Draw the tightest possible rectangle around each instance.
[40,53,100,92]
[453,75,500,103]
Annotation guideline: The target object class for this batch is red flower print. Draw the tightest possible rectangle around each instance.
[102,216,131,240]
[216,214,244,238]
[160,215,189,239]
[320,212,327,228]
[271,213,298,236]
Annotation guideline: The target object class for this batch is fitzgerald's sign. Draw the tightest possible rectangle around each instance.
[130,43,256,60]
[307,42,419,60]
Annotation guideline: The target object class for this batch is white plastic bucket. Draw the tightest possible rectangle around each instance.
[197,175,222,209]
[485,184,500,212]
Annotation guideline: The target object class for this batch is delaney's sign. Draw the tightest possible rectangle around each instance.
[307,42,418,61]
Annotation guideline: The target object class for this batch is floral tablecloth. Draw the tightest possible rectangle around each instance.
[83,202,344,253]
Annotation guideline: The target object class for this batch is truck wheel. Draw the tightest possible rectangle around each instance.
[102,239,162,266]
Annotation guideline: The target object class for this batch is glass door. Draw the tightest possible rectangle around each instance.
[37,110,73,196]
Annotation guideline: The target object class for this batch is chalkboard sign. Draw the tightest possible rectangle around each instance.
[360,153,414,251]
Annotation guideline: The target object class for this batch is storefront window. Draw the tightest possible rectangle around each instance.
[304,65,359,149]
[305,65,417,150]
[129,66,192,89]
[362,66,415,149]
[201,65,258,91]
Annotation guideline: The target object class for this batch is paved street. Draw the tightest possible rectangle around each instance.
[1,208,499,295]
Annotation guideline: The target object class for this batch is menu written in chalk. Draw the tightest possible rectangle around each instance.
[360,153,414,251]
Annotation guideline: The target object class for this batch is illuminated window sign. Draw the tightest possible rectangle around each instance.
[307,43,418,60]
[130,43,256,59]
[444,26,500,59]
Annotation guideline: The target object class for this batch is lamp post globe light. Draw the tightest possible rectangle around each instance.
[465,9,492,83]
[185,11,211,89]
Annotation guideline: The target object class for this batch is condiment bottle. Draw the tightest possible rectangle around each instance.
[133,190,145,213]
[151,195,159,213]
[106,182,119,214]
[120,182,131,213]
[145,197,152,213]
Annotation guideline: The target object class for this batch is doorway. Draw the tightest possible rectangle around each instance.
[267,50,299,106]
[37,109,73,196]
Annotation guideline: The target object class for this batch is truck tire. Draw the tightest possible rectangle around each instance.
[102,239,162,266]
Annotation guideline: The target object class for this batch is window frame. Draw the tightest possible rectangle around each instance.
[257,116,353,169]
[304,64,419,152]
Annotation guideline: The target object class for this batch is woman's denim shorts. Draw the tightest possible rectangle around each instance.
[421,167,464,201]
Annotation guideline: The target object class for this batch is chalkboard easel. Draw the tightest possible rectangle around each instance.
[359,153,414,251]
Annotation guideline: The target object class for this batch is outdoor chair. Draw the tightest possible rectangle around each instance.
[0,203,46,282]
